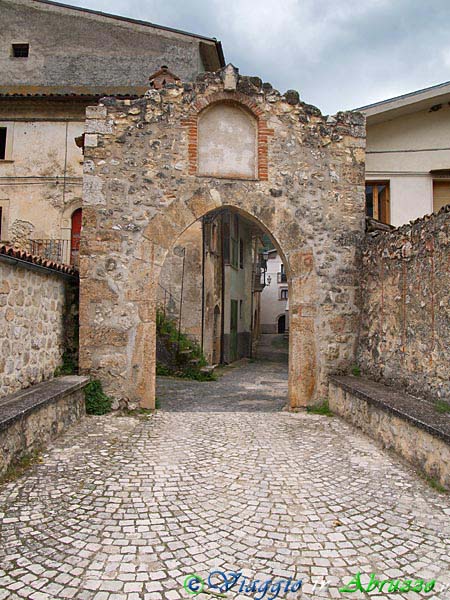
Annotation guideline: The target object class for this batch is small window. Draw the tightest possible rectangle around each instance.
[365,181,390,224]
[239,238,244,269]
[0,128,6,160]
[278,263,287,283]
[280,288,288,300]
[239,299,243,319]
[12,44,29,58]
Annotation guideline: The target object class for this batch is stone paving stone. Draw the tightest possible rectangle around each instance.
[0,362,449,599]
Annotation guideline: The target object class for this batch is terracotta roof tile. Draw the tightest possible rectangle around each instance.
[0,245,77,276]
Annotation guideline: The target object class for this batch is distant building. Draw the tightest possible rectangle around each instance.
[0,0,224,261]
[158,209,266,365]
[260,249,288,334]
[359,80,450,226]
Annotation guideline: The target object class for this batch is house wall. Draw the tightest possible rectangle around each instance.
[0,0,212,88]
[222,217,255,362]
[0,258,75,397]
[260,252,288,333]
[157,220,204,342]
[0,0,220,251]
[0,99,84,251]
[366,104,450,226]
[358,207,450,400]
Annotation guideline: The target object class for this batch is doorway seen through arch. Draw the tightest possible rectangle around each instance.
[277,314,286,334]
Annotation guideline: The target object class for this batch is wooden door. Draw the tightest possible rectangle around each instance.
[71,208,82,266]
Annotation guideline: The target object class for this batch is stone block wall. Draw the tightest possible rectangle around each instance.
[358,207,450,400]
[0,256,77,397]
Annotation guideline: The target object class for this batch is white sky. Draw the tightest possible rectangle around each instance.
[65,0,450,114]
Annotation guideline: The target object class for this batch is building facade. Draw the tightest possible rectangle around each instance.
[0,0,224,261]
[359,81,450,226]
[260,249,289,334]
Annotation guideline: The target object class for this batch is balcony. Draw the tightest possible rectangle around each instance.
[27,239,78,268]
[277,272,287,283]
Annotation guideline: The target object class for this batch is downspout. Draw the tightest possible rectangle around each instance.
[220,214,225,364]
[201,217,205,354]
[249,237,255,359]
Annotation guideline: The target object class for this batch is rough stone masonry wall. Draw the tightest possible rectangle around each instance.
[358,206,450,400]
[0,260,75,397]
[80,67,366,409]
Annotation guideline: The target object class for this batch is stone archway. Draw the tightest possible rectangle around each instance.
[79,65,366,410]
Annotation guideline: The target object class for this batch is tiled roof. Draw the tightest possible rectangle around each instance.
[0,245,77,276]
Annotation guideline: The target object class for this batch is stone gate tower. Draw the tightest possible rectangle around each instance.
[80,64,366,409]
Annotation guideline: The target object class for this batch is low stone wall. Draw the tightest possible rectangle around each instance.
[358,207,449,400]
[329,376,450,489]
[0,247,78,398]
[0,376,88,477]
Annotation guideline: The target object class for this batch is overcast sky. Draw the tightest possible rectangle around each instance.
[66,0,450,114]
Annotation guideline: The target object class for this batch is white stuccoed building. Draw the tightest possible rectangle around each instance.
[358,80,450,227]
[260,249,289,334]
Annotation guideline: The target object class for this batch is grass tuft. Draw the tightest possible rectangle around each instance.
[306,399,333,417]
[0,449,43,485]
[435,399,450,414]
[84,380,113,415]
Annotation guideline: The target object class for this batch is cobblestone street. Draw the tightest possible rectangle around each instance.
[0,361,449,600]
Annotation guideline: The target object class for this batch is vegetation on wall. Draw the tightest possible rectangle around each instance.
[156,309,215,381]
[84,380,113,415]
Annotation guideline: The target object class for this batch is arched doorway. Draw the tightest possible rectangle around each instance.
[70,208,82,267]
[277,315,286,334]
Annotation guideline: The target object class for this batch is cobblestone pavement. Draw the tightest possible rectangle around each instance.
[0,361,449,600]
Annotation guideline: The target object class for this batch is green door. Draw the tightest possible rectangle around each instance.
[230,299,238,362]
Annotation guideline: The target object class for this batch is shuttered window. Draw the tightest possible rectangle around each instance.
[433,180,450,213]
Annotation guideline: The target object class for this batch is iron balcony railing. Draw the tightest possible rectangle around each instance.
[27,239,79,268]
[277,272,287,283]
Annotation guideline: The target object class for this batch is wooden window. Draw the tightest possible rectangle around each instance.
[433,180,450,213]
[0,128,6,160]
[12,44,29,58]
[365,181,390,224]
[280,288,288,300]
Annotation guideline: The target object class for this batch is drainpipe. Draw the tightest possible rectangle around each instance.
[177,247,186,357]
[201,217,205,354]
[249,237,255,359]
[220,214,225,364]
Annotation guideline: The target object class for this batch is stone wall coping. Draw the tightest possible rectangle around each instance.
[0,376,89,432]
[329,376,450,445]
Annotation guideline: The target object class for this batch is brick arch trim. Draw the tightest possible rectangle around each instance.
[182,91,274,180]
